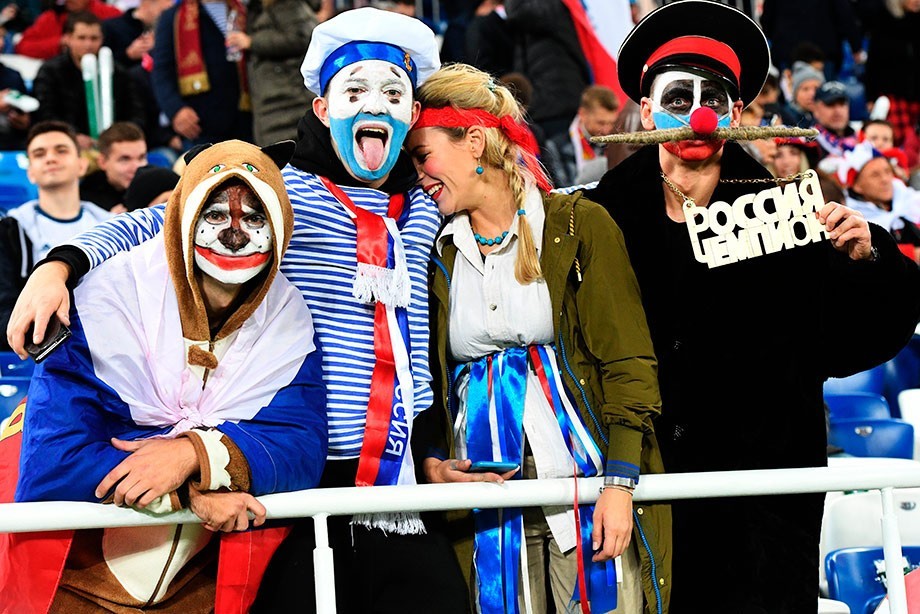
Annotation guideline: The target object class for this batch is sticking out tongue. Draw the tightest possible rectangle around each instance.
[359,136,386,171]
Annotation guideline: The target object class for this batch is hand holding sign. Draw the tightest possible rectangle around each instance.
[817,202,873,261]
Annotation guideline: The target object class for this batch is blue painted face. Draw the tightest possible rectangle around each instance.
[651,70,732,130]
[324,59,415,182]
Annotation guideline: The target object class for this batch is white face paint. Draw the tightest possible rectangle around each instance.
[650,70,733,128]
[193,182,273,285]
[325,59,415,181]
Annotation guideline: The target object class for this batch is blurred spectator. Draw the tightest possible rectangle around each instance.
[224,0,318,145]
[605,98,643,170]
[0,121,109,349]
[465,0,512,78]
[860,119,914,180]
[814,81,858,158]
[15,0,120,60]
[740,103,778,167]
[505,0,590,142]
[0,61,31,149]
[79,121,147,212]
[548,84,618,186]
[771,137,820,178]
[151,0,253,145]
[32,12,146,151]
[839,141,920,254]
[754,72,782,122]
[761,0,862,79]
[781,61,824,127]
[863,0,920,149]
[102,0,173,68]
[121,163,177,210]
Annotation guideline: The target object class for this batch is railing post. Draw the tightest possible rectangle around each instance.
[881,487,908,614]
[313,513,337,614]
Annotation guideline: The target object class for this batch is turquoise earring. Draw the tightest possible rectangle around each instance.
[476,158,483,175]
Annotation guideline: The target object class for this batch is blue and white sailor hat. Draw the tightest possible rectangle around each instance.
[300,7,441,96]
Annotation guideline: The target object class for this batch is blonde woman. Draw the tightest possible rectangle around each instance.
[408,64,670,614]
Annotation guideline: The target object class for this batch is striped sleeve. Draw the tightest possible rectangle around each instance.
[552,182,599,195]
[73,205,166,270]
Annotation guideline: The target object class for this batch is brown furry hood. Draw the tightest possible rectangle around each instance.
[163,139,295,369]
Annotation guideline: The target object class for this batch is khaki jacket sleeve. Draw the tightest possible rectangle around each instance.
[573,203,661,479]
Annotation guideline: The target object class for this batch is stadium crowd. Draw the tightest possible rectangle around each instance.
[0,0,919,612]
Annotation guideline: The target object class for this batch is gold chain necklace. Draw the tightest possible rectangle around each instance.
[659,171,811,210]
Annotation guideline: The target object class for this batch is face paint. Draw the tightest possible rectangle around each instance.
[650,70,733,161]
[193,182,273,285]
[325,59,414,182]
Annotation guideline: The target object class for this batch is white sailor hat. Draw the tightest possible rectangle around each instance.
[300,7,440,96]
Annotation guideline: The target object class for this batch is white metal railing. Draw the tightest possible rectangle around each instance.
[1,457,919,613]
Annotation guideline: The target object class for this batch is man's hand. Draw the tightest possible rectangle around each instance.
[7,261,71,358]
[190,488,266,532]
[95,437,199,508]
[817,202,873,261]
[592,487,634,562]
[172,106,201,140]
[225,31,251,51]
[125,31,154,60]
[422,457,518,484]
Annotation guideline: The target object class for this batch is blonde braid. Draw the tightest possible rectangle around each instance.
[501,150,542,284]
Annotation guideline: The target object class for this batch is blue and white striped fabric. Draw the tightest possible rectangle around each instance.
[71,168,439,460]
[552,182,599,196]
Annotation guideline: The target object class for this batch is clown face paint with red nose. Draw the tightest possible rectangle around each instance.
[651,70,733,161]
[193,181,273,285]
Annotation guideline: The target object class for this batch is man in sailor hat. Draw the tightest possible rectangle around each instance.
[5,7,469,614]
[583,2,920,610]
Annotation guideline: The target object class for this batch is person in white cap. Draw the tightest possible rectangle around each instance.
[583,1,920,611]
[4,7,470,614]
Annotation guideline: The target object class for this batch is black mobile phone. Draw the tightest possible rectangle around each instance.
[24,316,71,363]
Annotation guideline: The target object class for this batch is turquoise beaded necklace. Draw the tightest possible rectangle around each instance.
[473,209,526,246]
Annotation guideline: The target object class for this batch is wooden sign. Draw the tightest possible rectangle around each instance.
[685,170,828,268]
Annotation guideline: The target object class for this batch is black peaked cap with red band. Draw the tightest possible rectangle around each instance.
[617,0,770,108]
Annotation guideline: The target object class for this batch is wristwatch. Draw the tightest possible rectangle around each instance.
[603,476,637,491]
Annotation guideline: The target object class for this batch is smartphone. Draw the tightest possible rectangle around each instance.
[24,316,71,363]
[468,461,519,474]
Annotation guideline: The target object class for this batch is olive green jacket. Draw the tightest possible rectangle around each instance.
[421,191,672,613]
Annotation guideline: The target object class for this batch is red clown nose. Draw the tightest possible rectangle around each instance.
[689,107,719,135]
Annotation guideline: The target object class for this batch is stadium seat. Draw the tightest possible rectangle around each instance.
[826,394,892,422]
[0,151,36,213]
[826,366,888,397]
[825,546,920,614]
[829,419,914,459]
[0,376,28,420]
[0,352,34,378]
[898,389,920,459]
[885,338,920,417]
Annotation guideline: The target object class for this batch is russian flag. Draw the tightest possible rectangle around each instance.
[560,0,631,107]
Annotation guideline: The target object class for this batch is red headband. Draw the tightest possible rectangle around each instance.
[414,107,552,192]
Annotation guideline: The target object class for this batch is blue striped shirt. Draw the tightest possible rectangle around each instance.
[72,167,440,460]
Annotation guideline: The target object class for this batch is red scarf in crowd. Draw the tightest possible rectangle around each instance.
[175,0,251,111]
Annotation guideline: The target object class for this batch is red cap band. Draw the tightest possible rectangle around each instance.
[642,35,742,92]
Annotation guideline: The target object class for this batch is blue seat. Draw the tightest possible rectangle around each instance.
[829,418,914,459]
[825,365,887,396]
[885,337,920,417]
[0,352,33,378]
[826,394,891,422]
[826,546,920,614]
[0,376,29,420]
[0,151,37,213]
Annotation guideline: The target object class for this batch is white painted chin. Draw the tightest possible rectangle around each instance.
[194,252,270,285]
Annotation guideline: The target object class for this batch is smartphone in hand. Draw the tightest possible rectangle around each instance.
[467,461,519,474]
[24,316,71,363]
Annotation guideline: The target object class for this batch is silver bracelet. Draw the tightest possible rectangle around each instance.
[603,475,637,491]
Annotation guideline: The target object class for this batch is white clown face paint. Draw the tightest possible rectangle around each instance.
[193,182,273,285]
[325,59,415,182]
[650,70,734,161]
